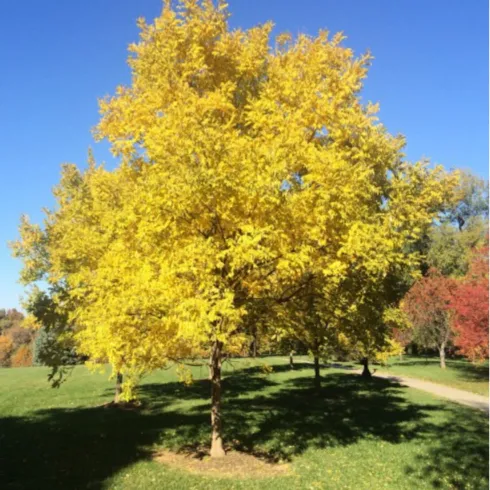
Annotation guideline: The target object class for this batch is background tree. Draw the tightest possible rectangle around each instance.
[242,299,273,358]
[0,308,24,333]
[400,171,488,359]
[24,287,85,388]
[441,170,488,231]
[384,306,412,361]
[11,345,33,367]
[406,170,487,283]
[426,220,487,277]
[32,326,80,367]
[0,309,35,367]
[451,245,489,362]
[337,295,402,377]
[403,270,457,368]
[0,335,14,367]
[273,277,339,390]
[391,328,413,360]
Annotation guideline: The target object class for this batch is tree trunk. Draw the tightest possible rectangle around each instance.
[252,333,257,358]
[399,353,403,362]
[439,344,446,369]
[313,355,321,390]
[114,372,123,403]
[361,358,372,378]
[289,351,294,369]
[210,340,225,458]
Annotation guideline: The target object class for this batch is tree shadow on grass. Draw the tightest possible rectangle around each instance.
[225,360,315,375]
[218,373,488,487]
[134,370,280,411]
[406,404,489,489]
[220,374,432,461]
[0,404,206,490]
[1,369,487,489]
[163,371,488,488]
[449,361,489,383]
[131,361,315,412]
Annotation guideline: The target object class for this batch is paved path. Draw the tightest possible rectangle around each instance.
[304,360,488,412]
[374,371,489,413]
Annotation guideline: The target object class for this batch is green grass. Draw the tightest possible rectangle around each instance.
[0,357,488,489]
[379,355,489,396]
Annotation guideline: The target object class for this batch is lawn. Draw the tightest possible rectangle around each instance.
[0,357,488,489]
[379,356,489,396]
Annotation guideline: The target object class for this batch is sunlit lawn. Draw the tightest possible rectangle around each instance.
[0,357,488,489]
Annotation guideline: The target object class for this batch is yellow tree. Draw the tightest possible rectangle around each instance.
[12,159,196,400]
[13,0,455,458]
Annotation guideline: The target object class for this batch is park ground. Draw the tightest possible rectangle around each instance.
[0,356,488,489]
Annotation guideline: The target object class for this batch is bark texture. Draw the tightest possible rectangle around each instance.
[114,372,123,403]
[210,340,225,458]
[439,344,447,369]
[361,358,372,378]
[313,355,321,390]
[252,334,257,358]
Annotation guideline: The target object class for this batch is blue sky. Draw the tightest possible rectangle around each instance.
[0,0,488,309]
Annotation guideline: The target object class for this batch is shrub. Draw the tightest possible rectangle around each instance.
[11,345,33,367]
[0,335,14,367]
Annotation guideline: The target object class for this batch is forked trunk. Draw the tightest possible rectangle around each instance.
[313,355,321,390]
[210,340,225,458]
[289,351,294,370]
[361,358,372,378]
[114,372,123,403]
[439,344,447,369]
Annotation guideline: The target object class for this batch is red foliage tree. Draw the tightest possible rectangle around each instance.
[403,269,457,368]
[451,245,489,362]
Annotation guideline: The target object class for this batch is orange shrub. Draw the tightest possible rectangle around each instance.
[0,335,14,367]
[11,344,33,367]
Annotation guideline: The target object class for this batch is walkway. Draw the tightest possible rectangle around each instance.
[374,371,489,413]
[305,360,488,412]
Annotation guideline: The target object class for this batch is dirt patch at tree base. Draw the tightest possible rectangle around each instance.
[154,449,291,478]
[100,400,144,411]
